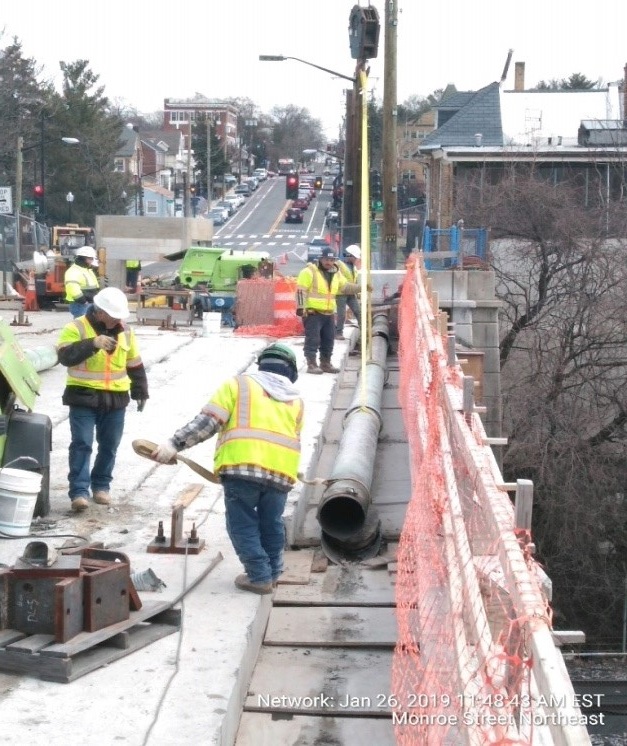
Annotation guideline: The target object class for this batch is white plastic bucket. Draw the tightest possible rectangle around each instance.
[202,312,222,336]
[0,468,43,537]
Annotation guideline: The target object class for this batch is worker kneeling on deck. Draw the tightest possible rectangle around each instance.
[151,343,303,595]
[64,246,100,318]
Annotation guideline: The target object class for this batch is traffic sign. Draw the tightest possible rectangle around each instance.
[0,187,12,215]
[22,199,36,208]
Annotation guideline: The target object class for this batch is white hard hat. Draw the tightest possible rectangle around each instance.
[93,287,130,319]
[76,246,97,259]
[345,244,361,260]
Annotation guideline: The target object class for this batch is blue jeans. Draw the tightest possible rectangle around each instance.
[335,295,361,334]
[69,301,88,318]
[222,476,288,584]
[68,406,126,500]
[303,312,335,360]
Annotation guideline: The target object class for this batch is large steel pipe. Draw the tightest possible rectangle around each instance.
[317,313,390,557]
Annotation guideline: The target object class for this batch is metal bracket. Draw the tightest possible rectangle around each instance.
[10,310,32,327]
[147,484,206,554]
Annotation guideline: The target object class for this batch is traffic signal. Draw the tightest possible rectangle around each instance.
[33,184,44,213]
[369,170,382,202]
[314,176,323,190]
[286,174,299,200]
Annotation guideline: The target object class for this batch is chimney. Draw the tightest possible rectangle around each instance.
[514,62,525,91]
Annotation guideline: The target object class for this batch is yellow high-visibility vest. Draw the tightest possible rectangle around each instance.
[57,316,141,392]
[337,260,359,283]
[206,376,303,484]
[296,264,347,314]
[64,262,99,302]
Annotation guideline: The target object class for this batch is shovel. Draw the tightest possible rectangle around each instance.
[132,439,219,484]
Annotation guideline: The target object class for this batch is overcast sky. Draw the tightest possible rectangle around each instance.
[2,1,627,139]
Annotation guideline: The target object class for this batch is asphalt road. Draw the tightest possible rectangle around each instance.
[143,175,335,283]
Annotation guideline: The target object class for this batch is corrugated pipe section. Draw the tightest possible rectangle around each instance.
[25,346,58,372]
[317,311,390,560]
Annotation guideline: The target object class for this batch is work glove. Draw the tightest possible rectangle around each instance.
[93,335,117,352]
[296,308,305,318]
[136,399,147,413]
[74,295,88,305]
[151,440,178,464]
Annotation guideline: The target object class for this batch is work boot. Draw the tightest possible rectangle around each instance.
[306,357,323,374]
[93,490,111,505]
[320,358,340,374]
[234,574,273,595]
[71,497,89,512]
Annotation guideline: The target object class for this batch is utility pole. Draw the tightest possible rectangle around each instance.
[15,136,23,261]
[185,120,192,217]
[381,0,399,269]
[206,118,212,209]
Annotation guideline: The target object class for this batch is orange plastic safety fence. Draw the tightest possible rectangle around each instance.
[392,260,584,745]
[234,276,304,339]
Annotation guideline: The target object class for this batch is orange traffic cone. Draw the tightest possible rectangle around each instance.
[23,271,38,312]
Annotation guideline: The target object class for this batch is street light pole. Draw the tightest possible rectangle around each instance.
[66,191,74,223]
[15,133,79,259]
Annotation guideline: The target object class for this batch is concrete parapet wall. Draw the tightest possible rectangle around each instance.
[95,216,214,288]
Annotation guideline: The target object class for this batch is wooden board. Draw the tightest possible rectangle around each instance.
[279,550,314,585]
[245,647,393,715]
[0,602,180,682]
[236,713,395,746]
[273,564,395,606]
[265,606,397,647]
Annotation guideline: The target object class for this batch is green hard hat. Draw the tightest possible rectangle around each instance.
[258,342,297,369]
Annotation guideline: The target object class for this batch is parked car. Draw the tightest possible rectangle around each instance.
[216,201,235,216]
[246,177,258,191]
[206,208,226,225]
[225,194,244,209]
[292,198,309,211]
[326,209,340,227]
[234,184,251,197]
[307,237,332,263]
[285,207,304,224]
[253,168,268,181]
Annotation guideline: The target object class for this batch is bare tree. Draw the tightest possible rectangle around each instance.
[457,168,627,643]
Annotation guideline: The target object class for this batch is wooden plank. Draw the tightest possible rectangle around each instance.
[172,483,204,509]
[7,634,55,654]
[236,713,395,746]
[0,630,26,646]
[40,599,172,657]
[265,607,396,647]
[45,622,180,683]
[245,647,393,715]
[279,550,314,585]
[273,565,395,607]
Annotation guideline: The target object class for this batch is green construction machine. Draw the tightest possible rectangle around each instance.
[174,247,272,317]
[0,319,53,519]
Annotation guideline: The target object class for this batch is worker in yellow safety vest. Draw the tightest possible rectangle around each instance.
[64,246,100,318]
[335,244,362,340]
[56,287,149,512]
[296,247,361,374]
[125,259,142,291]
[151,343,303,595]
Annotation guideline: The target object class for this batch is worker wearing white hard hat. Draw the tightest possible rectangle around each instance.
[56,286,149,512]
[335,245,362,339]
[64,245,100,318]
